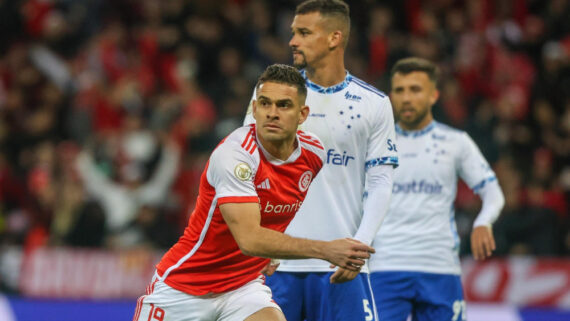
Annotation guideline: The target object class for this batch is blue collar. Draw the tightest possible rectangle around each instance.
[301,69,352,94]
[396,121,436,137]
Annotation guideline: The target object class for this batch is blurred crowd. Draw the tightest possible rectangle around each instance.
[0,0,568,256]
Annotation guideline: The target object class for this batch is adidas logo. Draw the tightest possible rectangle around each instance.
[256,178,271,190]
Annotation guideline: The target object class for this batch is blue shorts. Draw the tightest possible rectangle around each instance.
[370,271,465,321]
[266,271,377,321]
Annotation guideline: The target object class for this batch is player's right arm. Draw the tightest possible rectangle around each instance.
[220,202,374,272]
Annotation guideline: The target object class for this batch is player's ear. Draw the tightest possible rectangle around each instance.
[299,105,310,125]
[328,30,342,49]
[430,89,440,106]
[252,100,258,121]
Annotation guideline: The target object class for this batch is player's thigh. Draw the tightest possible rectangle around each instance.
[305,273,378,321]
[370,272,415,321]
[133,280,216,321]
[245,307,286,321]
[265,272,305,321]
[218,276,282,321]
[413,273,465,321]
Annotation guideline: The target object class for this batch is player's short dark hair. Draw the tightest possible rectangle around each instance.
[391,57,440,85]
[256,64,307,103]
[296,0,350,47]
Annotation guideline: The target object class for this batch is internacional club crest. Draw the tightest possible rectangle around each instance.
[234,163,252,181]
[298,170,313,192]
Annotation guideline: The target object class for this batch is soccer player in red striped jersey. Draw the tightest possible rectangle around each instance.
[132,64,375,321]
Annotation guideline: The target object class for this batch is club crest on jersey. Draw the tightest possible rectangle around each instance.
[234,163,252,181]
[298,171,313,192]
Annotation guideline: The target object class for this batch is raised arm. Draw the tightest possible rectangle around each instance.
[220,202,374,272]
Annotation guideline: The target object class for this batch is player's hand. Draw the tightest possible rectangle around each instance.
[260,259,280,276]
[329,266,360,284]
[326,238,374,272]
[471,225,496,260]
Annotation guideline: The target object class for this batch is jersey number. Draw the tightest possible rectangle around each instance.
[451,300,466,321]
[148,303,165,321]
[363,299,373,321]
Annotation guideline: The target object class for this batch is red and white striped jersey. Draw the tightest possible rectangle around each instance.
[156,124,325,295]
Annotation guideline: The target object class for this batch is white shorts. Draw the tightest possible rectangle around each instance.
[132,275,281,321]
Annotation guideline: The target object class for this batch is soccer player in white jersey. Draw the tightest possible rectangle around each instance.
[132,64,375,321]
[244,1,398,320]
[369,57,506,321]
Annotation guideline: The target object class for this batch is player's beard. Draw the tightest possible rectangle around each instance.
[292,52,307,69]
[397,103,430,130]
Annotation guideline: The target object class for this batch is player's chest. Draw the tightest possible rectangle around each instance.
[253,161,315,220]
[396,135,459,178]
[301,95,368,149]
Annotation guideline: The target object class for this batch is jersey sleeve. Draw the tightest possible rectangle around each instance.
[364,97,399,171]
[457,132,497,193]
[207,141,259,205]
[243,88,257,126]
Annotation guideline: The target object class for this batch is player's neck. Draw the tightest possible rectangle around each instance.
[398,115,434,131]
[257,135,297,161]
[305,54,346,87]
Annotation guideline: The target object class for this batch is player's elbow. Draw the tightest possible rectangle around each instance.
[234,234,259,257]
[497,190,506,211]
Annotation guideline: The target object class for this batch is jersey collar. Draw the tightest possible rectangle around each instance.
[396,121,436,137]
[301,69,352,94]
[255,131,302,165]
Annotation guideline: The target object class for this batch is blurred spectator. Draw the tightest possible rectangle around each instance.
[494,180,561,256]
[0,0,567,257]
[75,132,180,248]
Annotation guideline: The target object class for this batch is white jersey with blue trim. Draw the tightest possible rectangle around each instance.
[244,70,398,272]
[369,121,497,275]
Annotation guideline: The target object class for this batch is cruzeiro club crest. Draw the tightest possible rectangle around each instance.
[298,170,313,192]
[234,163,252,181]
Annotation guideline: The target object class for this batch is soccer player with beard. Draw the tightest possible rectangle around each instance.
[369,57,505,321]
[244,1,398,320]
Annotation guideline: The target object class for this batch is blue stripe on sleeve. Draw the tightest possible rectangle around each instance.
[365,156,399,170]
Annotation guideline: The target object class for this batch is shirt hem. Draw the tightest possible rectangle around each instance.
[369,266,461,275]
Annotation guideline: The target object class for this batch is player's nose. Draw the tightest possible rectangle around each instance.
[266,104,279,118]
[289,34,299,48]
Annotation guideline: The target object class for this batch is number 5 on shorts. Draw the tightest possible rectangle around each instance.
[363,299,373,321]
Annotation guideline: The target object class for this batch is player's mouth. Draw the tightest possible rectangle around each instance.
[264,123,282,130]
[400,108,416,117]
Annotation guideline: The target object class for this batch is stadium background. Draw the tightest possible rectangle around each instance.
[0,0,568,320]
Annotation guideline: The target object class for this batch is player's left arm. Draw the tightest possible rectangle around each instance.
[471,182,505,260]
[354,97,398,245]
[331,97,397,284]
[458,133,505,260]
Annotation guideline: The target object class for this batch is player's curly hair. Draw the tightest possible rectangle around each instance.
[256,64,307,102]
